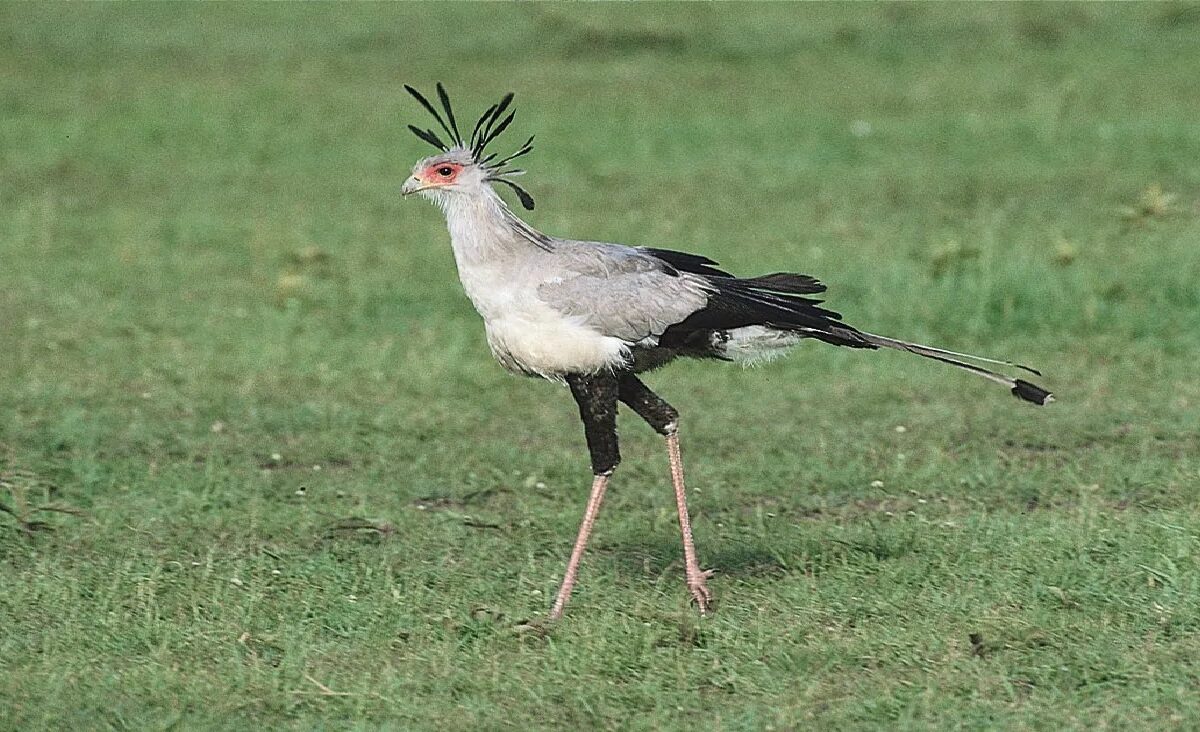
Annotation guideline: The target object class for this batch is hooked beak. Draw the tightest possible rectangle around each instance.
[401,176,435,197]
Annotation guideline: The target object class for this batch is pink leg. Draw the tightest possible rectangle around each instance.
[666,431,713,614]
[548,474,610,621]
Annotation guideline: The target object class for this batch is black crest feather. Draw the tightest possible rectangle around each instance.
[407,124,447,151]
[474,93,514,159]
[469,102,497,150]
[477,111,516,156]
[491,177,535,210]
[491,136,535,168]
[404,84,457,149]
[406,84,536,209]
[435,82,462,146]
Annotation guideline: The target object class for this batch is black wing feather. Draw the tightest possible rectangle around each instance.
[640,248,734,278]
[742,272,826,294]
[643,248,870,349]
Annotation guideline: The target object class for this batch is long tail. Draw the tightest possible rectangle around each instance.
[856,331,1054,405]
[642,250,1055,406]
[717,324,1053,405]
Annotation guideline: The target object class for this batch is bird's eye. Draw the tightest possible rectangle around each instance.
[437,166,454,177]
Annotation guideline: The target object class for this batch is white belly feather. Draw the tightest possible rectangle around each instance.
[457,262,629,378]
[485,310,629,378]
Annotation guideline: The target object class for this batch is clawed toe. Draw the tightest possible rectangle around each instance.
[687,569,715,615]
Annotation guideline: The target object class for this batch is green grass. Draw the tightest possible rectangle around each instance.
[3,4,1200,729]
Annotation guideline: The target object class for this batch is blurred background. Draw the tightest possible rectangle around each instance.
[2,4,1199,729]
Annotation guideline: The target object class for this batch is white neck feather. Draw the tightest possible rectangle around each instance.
[436,186,541,267]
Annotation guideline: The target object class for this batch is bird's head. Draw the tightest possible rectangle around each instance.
[400,83,536,211]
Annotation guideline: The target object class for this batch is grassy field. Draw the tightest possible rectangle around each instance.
[3,4,1200,729]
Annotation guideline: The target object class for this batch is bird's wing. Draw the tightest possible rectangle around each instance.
[536,241,712,343]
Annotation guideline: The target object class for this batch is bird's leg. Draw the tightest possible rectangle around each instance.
[549,373,620,621]
[547,473,608,622]
[618,374,713,615]
[665,430,713,614]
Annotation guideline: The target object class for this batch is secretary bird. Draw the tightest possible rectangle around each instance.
[400,84,1052,621]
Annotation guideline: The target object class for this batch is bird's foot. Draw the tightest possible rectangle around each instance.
[687,568,715,616]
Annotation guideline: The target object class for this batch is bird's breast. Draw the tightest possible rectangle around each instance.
[483,311,630,379]
[454,263,628,378]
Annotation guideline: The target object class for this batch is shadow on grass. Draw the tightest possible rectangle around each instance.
[595,532,909,580]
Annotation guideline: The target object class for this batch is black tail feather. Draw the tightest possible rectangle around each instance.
[859,332,1053,406]
[1012,379,1054,405]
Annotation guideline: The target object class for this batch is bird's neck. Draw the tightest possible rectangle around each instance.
[439,186,549,266]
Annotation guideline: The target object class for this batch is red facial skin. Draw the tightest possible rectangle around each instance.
[422,162,463,185]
